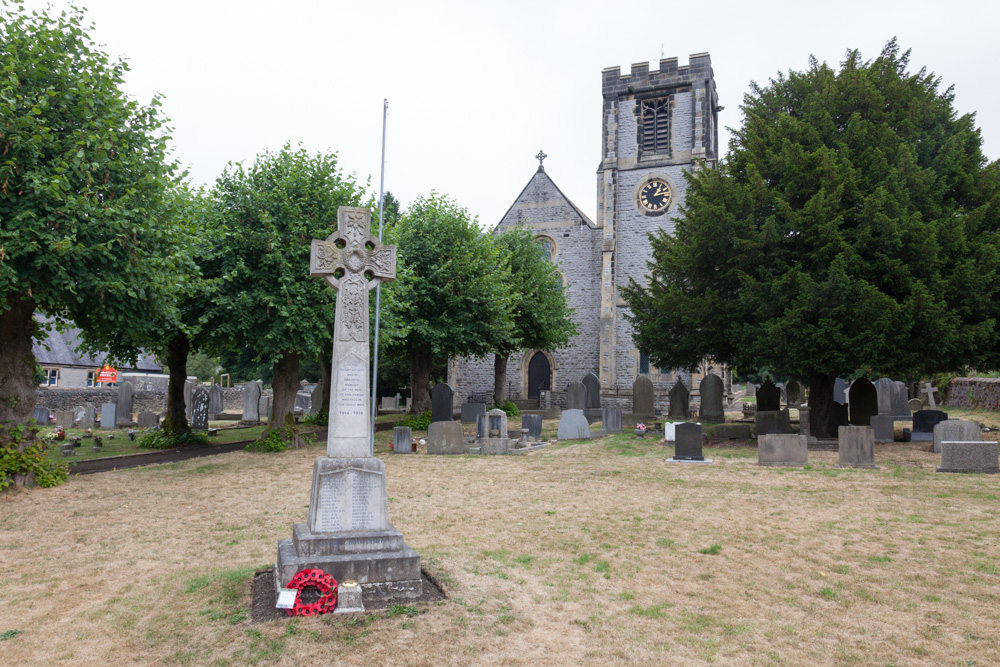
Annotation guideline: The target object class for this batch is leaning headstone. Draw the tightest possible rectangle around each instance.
[668,381,690,419]
[871,414,894,443]
[393,427,413,454]
[632,376,654,417]
[757,380,781,412]
[758,434,808,467]
[100,403,116,430]
[602,406,622,434]
[426,421,465,455]
[582,372,601,409]
[672,422,704,461]
[460,402,487,424]
[755,409,792,437]
[698,373,725,423]
[566,381,587,411]
[848,378,878,426]
[837,425,878,469]
[486,408,508,439]
[937,441,1000,474]
[932,419,982,454]
[208,385,224,416]
[430,383,454,423]
[137,411,158,428]
[33,406,50,424]
[912,409,949,442]
[521,414,543,441]
[116,380,135,425]
[557,409,591,440]
[54,410,75,429]
[908,398,923,412]
[190,387,210,430]
[833,377,848,405]
[242,381,262,422]
[785,380,803,407]
[276,206,421,603]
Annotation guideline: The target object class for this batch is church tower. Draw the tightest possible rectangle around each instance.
[596,54,720,389]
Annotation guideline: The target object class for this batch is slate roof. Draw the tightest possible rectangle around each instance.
[32,317,162,372]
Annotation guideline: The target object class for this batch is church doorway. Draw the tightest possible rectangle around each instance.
[527,352,551,399]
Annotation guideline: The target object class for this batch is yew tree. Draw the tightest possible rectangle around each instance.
[0,3,181,479]
[211,144,366,430]
[623,40,1000,437]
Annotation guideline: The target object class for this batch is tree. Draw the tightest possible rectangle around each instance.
[0,2,180,484]
[491,227,577,404]
[383,193,513,412]
[622,40,1000,437]
[211,144,366,431]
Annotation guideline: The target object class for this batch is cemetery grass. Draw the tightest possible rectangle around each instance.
[3,424,1000,665]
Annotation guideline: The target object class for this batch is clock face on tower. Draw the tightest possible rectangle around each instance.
[638,178,672,215]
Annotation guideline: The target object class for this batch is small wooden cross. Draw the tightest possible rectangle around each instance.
[921,382,938,410]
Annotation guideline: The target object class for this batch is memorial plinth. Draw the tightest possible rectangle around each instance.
[275,207,421,602]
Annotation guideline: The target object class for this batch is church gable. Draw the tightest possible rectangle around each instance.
[496,166,595,233]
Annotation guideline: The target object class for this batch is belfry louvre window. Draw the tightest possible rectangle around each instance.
[640,98,670,154]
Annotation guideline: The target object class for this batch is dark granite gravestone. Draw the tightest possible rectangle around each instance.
[191,387,210,430]
[755,409,792,437]
[430,383,454,423]
[673,422,704,461]
[833,377,848,404]
[566,381,587,410]
[848,378,878,426]
[582,372,601,409]
[825,402,850,437]
[785,380,803,407]
[632,375,654,417]
[757,380,781,412]
[116,380,135,425]
[699,373,725,422]
[602,406,622,434]
[668,381,690,419]
[460,402,487,424]
[393,426,412,454]
[33,407,49,424]
[912,409,949,442]
[208,385,224,416]
[522,414,543,441]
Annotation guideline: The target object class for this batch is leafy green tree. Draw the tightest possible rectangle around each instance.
[383,193,513,412]
[211,144,366,430]
[491,227,577,403]
[623,40,1000,437]
[186,352,221,383]
[0,2,180,483]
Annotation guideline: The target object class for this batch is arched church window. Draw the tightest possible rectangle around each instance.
[534,236,556,261]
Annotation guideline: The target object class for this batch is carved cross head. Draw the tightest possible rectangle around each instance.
[310,207,396,292]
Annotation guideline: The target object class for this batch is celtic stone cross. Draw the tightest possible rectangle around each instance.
[310,207,396,458]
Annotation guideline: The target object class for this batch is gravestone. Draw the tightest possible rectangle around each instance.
[908,398,923,412]
[798,406,814,443]
[209,385,224,416]
[184,379,197,421]
[393,427,412,454]
[191,387,209,430]
[713,423,753,440]
[427,421,465,455]
[837,425,878,468]
[755,409,792,437]
[912,409,949,442]
[668,381,689,419]
[826,402,850,437]
[242,381,262,422]
[937,441,1000,474]
[758,434,808,467]
[461,402,487,424]
[922,382,939,409]
[874,378,895,415]
[260,394,272,421]
[78,404,94,428]
[475,413,488,439]
[100,403,116,429]
[744,383,756,398]
[699,373,725,422]
[381,396,396,410]
[833,377,848,404]
[137,411,158,428]
[871,414,894,443]
[487,408,508,438]
[632,375,654,417]
[276,206,421,603]
[430,383,454,424]
[557,409,591,440]
[294,391,312,414]
[33,407,49,424]
[757,380,781,412]
[602,406,622,434]
[785,380,802,407]
[115,380,135,425]
[566,381,587,411]
[522,414,543,441]
[582,372,601,409]
[932,419,982,454]
[891,381,910,418]
[672,422,704,461]
[54,410,75,429]
[848,378,878,426]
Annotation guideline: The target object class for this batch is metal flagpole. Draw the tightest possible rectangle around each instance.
[371,98,388,455]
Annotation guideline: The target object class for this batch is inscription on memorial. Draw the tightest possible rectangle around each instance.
[314,467,385,533]
[336,356,367,420]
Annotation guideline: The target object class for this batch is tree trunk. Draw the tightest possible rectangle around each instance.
[0,293,38,457]
[316,346,332,418]
[411,344,432,414]
[808,370,837,439]
[494,354,509,406]
[163,332,191,436]
[270,350,300,430]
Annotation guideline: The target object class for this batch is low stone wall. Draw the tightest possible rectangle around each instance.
[944,377,1000,410]
[35,384,276,417]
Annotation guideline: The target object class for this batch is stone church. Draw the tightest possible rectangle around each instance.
[449,53,730,410]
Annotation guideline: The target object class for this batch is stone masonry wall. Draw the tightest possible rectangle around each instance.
[944,377,1000,409]
[34,385,271,419]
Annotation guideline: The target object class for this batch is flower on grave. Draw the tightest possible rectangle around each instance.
[636,423,647,432]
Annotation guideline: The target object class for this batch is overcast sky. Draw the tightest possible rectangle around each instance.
[18,0,1000,227]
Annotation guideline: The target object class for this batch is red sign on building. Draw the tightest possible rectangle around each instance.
[96,365,118,383]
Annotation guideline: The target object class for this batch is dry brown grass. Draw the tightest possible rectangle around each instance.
[2,424,1000,666]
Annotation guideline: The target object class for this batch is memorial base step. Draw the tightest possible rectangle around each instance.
[276,539,422,602]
